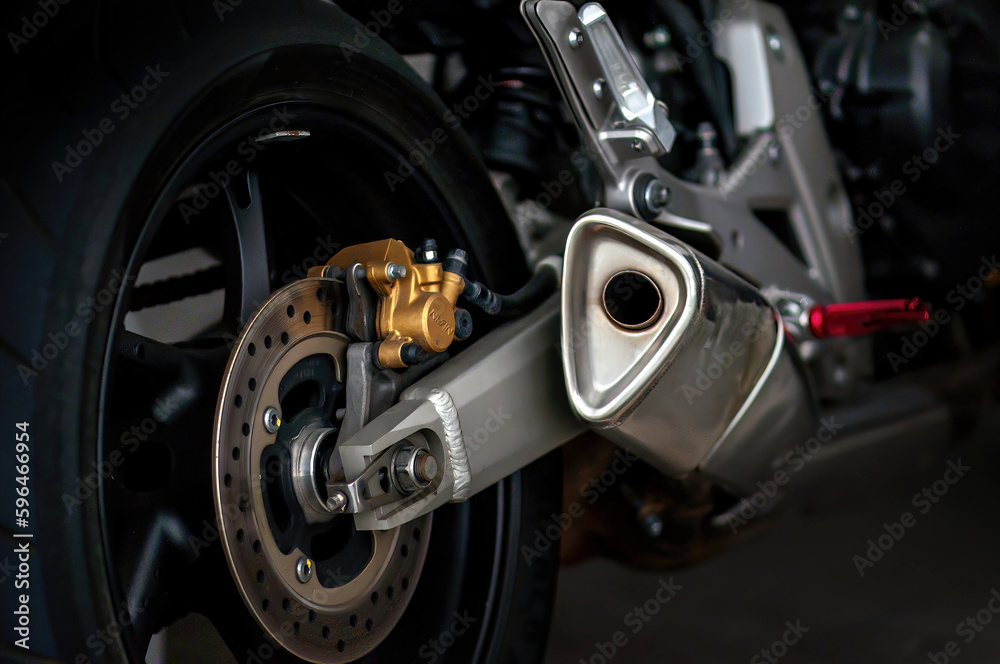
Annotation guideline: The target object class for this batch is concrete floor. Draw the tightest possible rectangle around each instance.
[545,415,1000,664]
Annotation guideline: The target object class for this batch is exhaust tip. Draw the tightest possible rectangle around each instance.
[602,271,663,331]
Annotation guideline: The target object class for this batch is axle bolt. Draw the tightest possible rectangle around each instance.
[414,449,439,484]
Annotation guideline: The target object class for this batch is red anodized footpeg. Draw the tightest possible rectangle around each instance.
[809,297,930,339]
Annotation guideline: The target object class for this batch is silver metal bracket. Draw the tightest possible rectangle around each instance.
[522,0,869,398]
[333,297,585,530]
[523,1,677,168]
[326,443,430,516]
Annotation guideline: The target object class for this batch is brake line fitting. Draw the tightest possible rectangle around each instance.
[462,257,562,318]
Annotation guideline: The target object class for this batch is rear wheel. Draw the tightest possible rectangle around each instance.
[0,1,561,661]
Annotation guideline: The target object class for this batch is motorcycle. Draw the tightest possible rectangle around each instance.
[1,0,997,661]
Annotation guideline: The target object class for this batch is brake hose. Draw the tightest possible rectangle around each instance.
[462,257,562,318]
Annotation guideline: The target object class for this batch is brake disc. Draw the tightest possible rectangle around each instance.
[213,277,430,663]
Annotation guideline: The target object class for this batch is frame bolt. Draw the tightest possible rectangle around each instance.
[643,178,670,213]
[568,27,584,49]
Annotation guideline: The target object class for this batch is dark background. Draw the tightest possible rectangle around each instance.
[546,410,1000,663]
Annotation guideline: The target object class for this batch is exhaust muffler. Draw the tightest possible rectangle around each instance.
[561,209,816,493]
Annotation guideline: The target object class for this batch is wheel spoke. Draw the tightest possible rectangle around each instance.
[114,329,228,425]
[224,171,273,329]
[104,328,232,651]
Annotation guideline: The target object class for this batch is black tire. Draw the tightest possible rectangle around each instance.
[0,1,560,662]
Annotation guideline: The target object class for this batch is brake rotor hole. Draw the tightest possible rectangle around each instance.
[602,271,663,331]
[303,311,312,324]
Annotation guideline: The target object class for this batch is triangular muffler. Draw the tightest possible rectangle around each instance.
[561,209,791,479]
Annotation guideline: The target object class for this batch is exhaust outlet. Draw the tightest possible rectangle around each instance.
[561,209,815,492]
[602,270,664,331]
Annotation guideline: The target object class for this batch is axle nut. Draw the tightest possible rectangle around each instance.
[393,445,439,494]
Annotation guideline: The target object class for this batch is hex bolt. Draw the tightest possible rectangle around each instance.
[263,407,281,434]
[643,178,671,213]
[386,263,407,280]
[630,138,643,152]
[632,173,671,221]
[326,490,348,513]
[295,557,314,583]
[393,446,439,494]
[568,27,584,49]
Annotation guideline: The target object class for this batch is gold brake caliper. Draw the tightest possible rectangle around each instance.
[308,238,471,368]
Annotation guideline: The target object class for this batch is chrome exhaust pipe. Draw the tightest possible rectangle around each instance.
[561,209,816,493]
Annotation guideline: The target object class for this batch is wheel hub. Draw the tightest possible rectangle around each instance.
[213,277,430,663]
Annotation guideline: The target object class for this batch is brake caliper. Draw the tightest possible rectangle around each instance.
[307,238,473,368]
